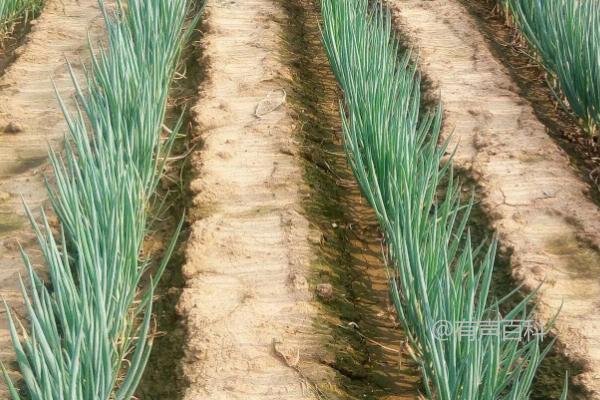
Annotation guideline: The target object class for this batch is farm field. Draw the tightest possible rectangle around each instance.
[0,0,598,399]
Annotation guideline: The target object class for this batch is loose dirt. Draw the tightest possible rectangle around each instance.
[387,0,600,397]
[178,0,328,397]
[0,0,104,396]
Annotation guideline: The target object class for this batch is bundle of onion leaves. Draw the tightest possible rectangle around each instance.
[0,0,42,38]
[1,0,200,398]
[502,0,600,138]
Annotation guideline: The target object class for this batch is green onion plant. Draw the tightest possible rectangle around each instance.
[0,0,42,38]
[0,0,201,398]
[320,0,568,398]
[500,0,600,137]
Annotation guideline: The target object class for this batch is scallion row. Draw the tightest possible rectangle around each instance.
[0,0,42,37]
[500,0,600,138]
[320,0,568,398]
[1,0,199,398]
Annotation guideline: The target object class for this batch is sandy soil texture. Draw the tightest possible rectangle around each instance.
[177,0,330,398]
[387,0,600,397]
[0,0,104,396]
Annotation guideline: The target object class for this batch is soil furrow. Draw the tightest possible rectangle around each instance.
[279,0,421,397]
[387,0,600,397]
[136,6,206,399]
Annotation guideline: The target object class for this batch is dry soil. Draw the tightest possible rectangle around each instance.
[177,0,327,398]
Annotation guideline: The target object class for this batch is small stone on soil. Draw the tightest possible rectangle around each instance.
[316,283,334,301]
[279,143,296,156]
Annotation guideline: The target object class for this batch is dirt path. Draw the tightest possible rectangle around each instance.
[0,0,104,395]
[387,0,600,397]
[178,0,326,398]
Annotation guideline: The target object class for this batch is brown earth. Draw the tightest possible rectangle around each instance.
[0,0,105,396]
[177,0,421,398]
[387,0,600,397]
[177,0,329,397]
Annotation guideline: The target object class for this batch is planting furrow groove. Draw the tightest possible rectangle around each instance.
[280,0,422,396]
